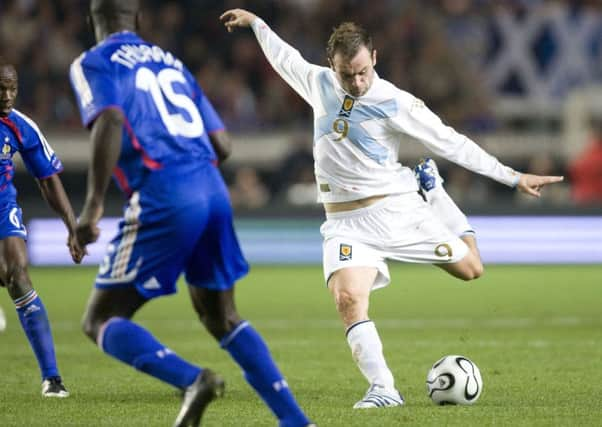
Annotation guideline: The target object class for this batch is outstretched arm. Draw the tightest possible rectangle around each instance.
[37,174,86,263]
[393,96,564,194]
[221,8,319,104]
[77,108,124,247]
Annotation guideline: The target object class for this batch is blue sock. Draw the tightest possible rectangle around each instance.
[100,317,201,389]
[14,290,59,380]
[222,321,310,427]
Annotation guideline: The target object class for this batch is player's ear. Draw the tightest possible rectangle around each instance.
[372,49,377,67]
[12,75,18,98]
[327,57,334,70]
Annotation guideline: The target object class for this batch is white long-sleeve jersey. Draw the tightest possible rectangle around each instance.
[251,18,520,203]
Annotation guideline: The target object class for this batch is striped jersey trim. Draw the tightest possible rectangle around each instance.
[12,109,56,161]
[70,53,94,108]
[111,191,141,280]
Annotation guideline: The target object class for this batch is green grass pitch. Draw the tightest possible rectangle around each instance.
[1,264,601,426]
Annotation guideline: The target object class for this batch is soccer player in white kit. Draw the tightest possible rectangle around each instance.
[221,9,564,409]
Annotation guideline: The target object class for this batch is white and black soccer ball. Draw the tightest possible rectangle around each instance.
[426,355,483,405]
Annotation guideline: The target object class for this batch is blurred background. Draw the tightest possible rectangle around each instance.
[1,0,601,264]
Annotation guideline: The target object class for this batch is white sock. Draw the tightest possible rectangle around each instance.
[424,185,473,237]
[346,320,395,390]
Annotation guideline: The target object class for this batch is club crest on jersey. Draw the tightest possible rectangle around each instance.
[1,143,12,159]
[338,95,355,117]
[339,243,352,261]
[51,155,62,170]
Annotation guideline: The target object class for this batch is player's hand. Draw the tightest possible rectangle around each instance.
[76,202,103,247]
[75,220,100,247]
[67,232,87,264]
[516,173,564,198]
[220,9,257,32]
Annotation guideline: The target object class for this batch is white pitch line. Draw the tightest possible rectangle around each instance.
[2,339,599,357]
[35,316,599,332]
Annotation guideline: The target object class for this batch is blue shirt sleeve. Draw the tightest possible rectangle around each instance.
[15,113,63,179]
[70,52,121,127]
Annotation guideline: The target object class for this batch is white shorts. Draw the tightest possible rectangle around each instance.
[321,192,469,290]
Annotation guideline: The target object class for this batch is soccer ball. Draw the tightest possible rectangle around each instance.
[426,355,483,405]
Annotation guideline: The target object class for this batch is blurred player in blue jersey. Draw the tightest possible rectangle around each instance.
[69,1,314,426]
[0,57,85,397]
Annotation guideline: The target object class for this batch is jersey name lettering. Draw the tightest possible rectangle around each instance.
[111,44,183,70]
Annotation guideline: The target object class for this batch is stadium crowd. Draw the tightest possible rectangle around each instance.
[1,0,601,210]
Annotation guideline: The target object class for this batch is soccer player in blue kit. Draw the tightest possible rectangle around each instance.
[0,57,85,397]
[69,1,314,426]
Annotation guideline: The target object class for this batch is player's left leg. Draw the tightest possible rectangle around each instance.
[0,236,68,397]
[415,158,483,280]
[188,286,313,427]
[436,234,484,280]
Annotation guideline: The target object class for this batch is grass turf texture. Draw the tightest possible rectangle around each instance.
[0,265,601,426]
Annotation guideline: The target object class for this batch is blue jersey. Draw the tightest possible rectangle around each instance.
[69,32,248,294]
[0,110,63,205]
[69,31,224,195]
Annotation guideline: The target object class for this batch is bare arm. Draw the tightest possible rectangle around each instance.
[76,108,124,247]
[37,174,85,263]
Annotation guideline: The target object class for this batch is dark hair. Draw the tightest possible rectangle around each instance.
[326,22,373,61]
[0,57,16,74]
[91,0,139,16]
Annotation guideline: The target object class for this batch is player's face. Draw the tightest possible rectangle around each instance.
[0,65,18,116]
[331,46,376,98]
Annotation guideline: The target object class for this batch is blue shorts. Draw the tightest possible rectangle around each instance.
[0,204,27,240]
[95,163,249,299]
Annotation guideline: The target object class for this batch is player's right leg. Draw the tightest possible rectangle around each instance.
[322,203,410,409]
[327,266,404,409]
[0,232,68,397]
